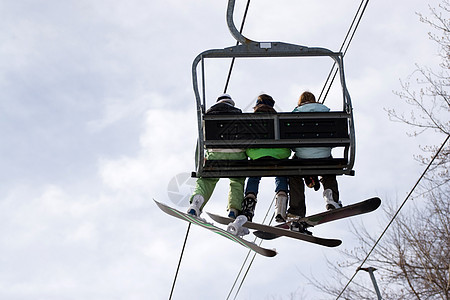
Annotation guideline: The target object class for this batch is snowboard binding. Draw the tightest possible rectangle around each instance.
[227,215,250,237]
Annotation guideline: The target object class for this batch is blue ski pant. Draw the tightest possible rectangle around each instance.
[245,176,288,197]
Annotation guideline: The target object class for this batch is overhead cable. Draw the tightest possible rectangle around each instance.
[224,0,252,93]
[319,0,370,104]
[169,223,191,299]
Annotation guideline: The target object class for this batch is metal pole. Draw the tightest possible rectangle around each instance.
[358,267,382,300]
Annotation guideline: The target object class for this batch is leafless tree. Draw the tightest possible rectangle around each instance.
[304,2,450,299]
[386,1,449,185]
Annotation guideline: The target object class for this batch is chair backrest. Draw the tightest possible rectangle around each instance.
[204,112,350,148]
[192,112,355,178]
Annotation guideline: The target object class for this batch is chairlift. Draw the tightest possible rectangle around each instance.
[192,0,355,178]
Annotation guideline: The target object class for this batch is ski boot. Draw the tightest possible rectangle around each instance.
[275,191,288,223]
[187,194,204,217]
[324,189,342,210]
[227,215,250,237]
[241,193,257,222]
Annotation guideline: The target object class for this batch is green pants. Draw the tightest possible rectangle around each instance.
[190,150,247,211]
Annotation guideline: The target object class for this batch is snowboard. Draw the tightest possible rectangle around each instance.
[154,199,277,257]
[253,197,381,240]
[207,212,342,247]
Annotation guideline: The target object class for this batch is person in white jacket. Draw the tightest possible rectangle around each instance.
[287,91,342,234]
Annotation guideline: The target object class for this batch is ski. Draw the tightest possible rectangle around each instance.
[207,212,341,247]
[154,200,277,257]
[254,197,381,240]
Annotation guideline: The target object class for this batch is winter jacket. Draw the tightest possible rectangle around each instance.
[205,102,246,156]
[206,102,242,114]
[246,104,291,160]
[292,102,332,159]
[246,147,291,160]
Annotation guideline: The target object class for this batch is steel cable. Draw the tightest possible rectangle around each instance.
[319,0,370,104]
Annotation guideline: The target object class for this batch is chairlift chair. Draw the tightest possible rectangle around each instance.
[192,0,356,178]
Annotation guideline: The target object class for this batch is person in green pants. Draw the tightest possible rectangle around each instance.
[188,94,247,219]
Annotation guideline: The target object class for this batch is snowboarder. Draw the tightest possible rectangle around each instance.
[287,91,342,234]
[241,94,291,222]
[187,94,247,218]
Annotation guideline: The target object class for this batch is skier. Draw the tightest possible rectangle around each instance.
[187,94,247,218]
[287,91,342,234]
[241,94,291,222]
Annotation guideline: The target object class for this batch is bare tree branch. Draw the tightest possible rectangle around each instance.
[305,2,450,298]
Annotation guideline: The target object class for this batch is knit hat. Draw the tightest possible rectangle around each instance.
[255,94,275,107]
[216,93,235,106]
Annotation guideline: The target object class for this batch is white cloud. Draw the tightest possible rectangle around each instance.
[98,107,196,200]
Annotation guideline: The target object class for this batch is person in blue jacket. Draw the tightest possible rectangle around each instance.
[287,91,342,234]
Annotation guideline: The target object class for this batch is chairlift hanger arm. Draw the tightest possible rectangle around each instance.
[226,0,254,45]
[196,43,342,59]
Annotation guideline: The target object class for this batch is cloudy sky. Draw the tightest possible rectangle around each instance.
[0,0,445,299]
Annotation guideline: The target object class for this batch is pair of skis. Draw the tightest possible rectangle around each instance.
[154,197,381,257]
